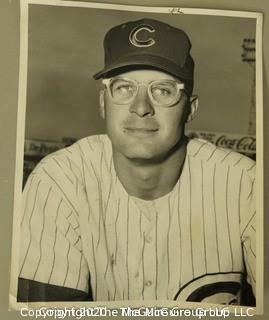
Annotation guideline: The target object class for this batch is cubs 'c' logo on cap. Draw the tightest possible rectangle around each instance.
[129,24,156,48]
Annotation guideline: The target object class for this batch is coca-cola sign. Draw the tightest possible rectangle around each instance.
[216,135,256,153]
[186,131,256,154]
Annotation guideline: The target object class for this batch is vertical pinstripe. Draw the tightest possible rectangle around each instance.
[52,157,73,185]
[166,195,172,299]
[238,170,244,224]
[126,196,130,300]
[75,176,79,198]
[193,141,208,157]
[78,147,86,191]
[87,137,94,151]
[241,212,255,237]
[19,179,42,276]
[247,179,255,200]
[87,160,103,248]
[233,154,244,167]
[75,254,83,289]
[188,156,194,278]
[73,236,81,247]
[213,164,221,271]
[113,263,117,300]
[177,180,182,287]
[114,199,121,265]
[20,175,35,227]
[141,232,146,299]
[245,239,256,258]
[207,147,217,161]
[48,199,63,283]
[91,233,98,300]
[200,160,207,273]
[104,254,109,279]
[244,256,256,284]
[225,166,234,271]
[42,168,78,216]
[139,207,142,238]
[220,150,233,163]
[66,156,74,174]
[100,150,104,184]
[33,187,52,280]
[109,154,113,172]
[87,201,91,223]
[154,201,158,300]
[63,242,71,286]
[104,179,112,217]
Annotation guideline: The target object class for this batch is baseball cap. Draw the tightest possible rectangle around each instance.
[93,18,194,93]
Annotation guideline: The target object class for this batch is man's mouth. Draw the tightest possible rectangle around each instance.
[123,127,159,135]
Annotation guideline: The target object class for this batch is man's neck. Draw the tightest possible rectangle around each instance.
[112,137,188,200]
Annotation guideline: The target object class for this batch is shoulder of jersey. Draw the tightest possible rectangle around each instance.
[188,138,255,173]
[33,134,110,172]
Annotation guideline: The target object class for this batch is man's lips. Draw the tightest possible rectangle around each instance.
[124,127,158,131]
[123,127,159,135]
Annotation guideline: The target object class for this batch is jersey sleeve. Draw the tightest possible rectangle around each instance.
[240,163,256,297]
[18,156,90,301]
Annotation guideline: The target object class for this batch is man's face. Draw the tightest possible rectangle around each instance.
[100,69,191,162]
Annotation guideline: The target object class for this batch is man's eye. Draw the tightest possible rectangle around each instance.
[112,82,134,95]
[152,87,172,96]
[116,85,133,93]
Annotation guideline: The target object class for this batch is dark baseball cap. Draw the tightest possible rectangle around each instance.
[93,18,194,93]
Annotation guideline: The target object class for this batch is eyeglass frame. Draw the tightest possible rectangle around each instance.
[102,77,187,108]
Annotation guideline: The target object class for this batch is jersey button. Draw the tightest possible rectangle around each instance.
[145,235,152,243]
[145,280,152,287]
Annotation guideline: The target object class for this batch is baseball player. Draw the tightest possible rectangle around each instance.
[17,18,256,305]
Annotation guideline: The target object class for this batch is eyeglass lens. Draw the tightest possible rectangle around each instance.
[109,79,180,105]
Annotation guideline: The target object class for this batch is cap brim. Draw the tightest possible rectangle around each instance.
[93,54,193,81]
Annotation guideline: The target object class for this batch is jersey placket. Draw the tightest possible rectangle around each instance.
[131,198,157,299]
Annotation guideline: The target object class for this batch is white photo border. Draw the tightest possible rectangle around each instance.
[9,0,264,314]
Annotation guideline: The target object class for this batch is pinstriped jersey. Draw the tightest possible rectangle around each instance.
[18,135,256,304]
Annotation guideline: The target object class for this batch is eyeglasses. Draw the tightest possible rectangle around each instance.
[102,77,186,107]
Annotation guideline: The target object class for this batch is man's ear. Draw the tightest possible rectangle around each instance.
[186,95,199,122]
[99,89,105,119]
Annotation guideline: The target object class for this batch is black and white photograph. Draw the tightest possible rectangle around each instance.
[9,0,264,312]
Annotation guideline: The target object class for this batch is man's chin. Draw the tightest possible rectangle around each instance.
[121,146,169,164]
[125,151,157,162]
[112,143,156,161]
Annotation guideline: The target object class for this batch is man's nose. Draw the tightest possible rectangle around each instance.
[129,87,155,117]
